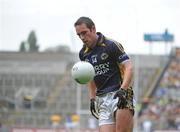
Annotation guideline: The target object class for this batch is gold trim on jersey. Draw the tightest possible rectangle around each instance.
[83,43,105,54]
[97,43,105,47]
[107,38,125,53]
[84,46,89,54]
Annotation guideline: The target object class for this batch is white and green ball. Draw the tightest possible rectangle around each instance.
[71,61,95,84]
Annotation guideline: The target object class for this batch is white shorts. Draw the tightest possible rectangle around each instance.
[96,91,118,126]
[96,89,135,126]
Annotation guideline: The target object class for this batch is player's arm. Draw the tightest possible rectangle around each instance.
[120,60,133,90]
[114,60,133,109]
[88,80,99,119]
[110,41,133,108]
[87,80,96,99]
[109,41,133,89]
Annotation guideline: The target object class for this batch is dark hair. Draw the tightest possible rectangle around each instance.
[74,16,95,29]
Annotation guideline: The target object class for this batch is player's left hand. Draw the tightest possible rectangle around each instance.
[113,88,127,109]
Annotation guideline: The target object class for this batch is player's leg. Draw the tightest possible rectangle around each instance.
[115,108,134,132]
[99,124,116,132]
[114,87,134,132]
[97,92,118,132]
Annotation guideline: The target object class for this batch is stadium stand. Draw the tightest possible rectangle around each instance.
[0,50,169,131]
[139,47,180,131]
[0,52,78,129]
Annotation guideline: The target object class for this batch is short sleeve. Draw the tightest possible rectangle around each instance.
[110,41,129,64]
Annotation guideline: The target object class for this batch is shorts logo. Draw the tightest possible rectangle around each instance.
[91,55,97,64]
[101,53,108,60]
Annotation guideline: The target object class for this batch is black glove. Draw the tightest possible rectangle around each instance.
[90,98,99,119]
[113,88,127,109]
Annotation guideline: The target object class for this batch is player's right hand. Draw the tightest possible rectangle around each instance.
[90,98,99,119]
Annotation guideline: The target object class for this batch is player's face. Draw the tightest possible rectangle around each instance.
[75,23,97,48]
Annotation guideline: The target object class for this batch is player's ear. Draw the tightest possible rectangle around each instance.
[91,25,96,33]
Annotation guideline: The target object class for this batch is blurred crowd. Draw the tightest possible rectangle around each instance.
[139,96,180,131]
[138,48,180,131]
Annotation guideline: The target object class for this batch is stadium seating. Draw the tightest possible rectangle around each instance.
[0,51,168,130]
[139,47,180,131]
